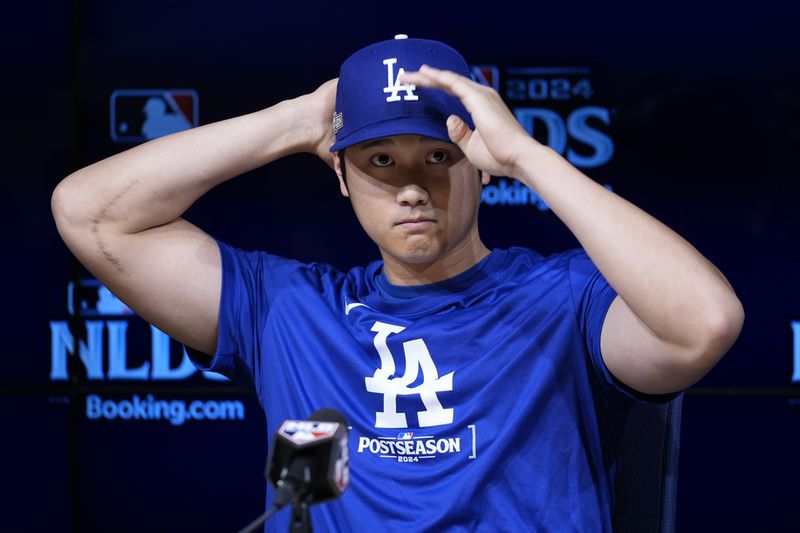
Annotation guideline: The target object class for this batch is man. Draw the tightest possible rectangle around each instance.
[52,35,743,531]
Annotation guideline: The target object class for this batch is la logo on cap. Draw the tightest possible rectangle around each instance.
[383,57,418,102]
[381,34,419,103]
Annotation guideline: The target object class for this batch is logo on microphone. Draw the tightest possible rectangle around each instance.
[279,420,340,446]
[334,435,350,492]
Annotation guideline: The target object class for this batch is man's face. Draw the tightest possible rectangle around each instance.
[333,135,490,266]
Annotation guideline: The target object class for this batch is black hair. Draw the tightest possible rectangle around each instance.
[338,149,347,189]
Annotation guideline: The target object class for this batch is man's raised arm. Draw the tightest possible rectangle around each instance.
[51,79,338,355]
[400,65,744,395]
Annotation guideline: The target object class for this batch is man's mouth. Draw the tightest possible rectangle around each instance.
[396,217,436,228]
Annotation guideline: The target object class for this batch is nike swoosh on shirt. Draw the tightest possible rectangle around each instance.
[344,301,371,316]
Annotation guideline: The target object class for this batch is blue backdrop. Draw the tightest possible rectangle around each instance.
[2,1,799,531]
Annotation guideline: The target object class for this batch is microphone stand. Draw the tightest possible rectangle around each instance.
[236,494,311,533]
[288,463,313,532]
[289,500,311,533]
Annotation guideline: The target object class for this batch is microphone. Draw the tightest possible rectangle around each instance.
[238,409,350,533]
[268,408,350,509]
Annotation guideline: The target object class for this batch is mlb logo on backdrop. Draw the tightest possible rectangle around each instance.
[110,89,198,143]
[470,65,499,91]
[68,279,133,317]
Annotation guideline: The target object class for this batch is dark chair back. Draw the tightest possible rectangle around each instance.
[613,393,684,533]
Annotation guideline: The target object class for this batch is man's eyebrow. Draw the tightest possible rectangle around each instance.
[358,138,394,149]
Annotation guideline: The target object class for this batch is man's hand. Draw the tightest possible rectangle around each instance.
[399,65,536,178]
[302,77,338,169]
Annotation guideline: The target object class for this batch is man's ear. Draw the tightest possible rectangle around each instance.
[333,151,350,198]
[480,170,491,186]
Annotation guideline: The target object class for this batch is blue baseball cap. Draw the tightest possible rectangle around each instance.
[329,35,475,153]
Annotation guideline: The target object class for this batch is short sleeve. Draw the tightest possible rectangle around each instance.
[184,238,306,393]
[567,249,677,404]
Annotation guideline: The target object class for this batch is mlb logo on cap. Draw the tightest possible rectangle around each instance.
[329,35,475,152]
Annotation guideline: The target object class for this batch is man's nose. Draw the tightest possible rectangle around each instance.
[396,182,430,207]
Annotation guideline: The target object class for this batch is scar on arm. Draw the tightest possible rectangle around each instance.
[91,179,140,273]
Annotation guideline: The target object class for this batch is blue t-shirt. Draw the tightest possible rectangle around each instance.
[189,240,663,532]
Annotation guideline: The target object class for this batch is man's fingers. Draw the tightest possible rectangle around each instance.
[397,70,436,88]
[398,68,455,92]
[399,67,479,115]
[446,115,471,146]
[419,65,474,92]
[399,65,473,96]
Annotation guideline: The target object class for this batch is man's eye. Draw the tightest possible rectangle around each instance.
[370,154,393,167]
[427,150,450,163]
